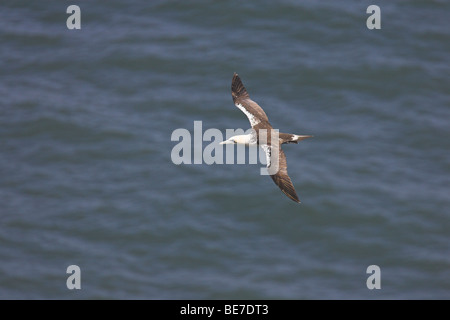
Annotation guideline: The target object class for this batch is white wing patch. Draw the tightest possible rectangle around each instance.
[261,144,280,175]
[261,144,272,167]
[235,103,260,127]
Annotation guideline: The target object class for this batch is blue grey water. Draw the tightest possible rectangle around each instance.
[1,0,449,299]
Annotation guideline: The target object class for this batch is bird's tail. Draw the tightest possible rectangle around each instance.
[280,133,313,144]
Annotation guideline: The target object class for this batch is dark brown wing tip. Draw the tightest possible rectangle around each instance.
[278,186,301,203]
[270,174,301,203]
[285,190,301,203]
[231,72,250,102]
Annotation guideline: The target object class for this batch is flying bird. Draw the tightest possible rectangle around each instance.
[220,73,312,203]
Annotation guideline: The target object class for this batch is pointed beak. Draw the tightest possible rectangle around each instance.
[220,140,233,145]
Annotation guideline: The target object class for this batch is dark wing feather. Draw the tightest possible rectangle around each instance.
[231,72,250,101]
[269,148,300,203]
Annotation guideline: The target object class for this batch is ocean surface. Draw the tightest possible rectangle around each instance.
[1,0,449,299]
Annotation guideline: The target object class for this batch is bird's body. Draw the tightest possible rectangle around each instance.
[220,73,312,203]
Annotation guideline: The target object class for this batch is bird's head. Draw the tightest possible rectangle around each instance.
[219,134,250,145]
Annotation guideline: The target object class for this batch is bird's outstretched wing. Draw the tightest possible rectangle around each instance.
[263,146,300,203]
[231,73,269,128]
